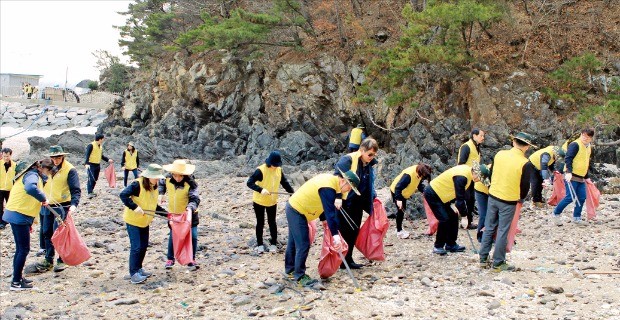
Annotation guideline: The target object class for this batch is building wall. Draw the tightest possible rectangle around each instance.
[0,74,42,97]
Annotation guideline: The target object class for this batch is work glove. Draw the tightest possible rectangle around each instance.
[396,200,403,210]
[460,216,469,229]
[68,205,77,215]
[158,195,166,205]
[450,203,460,216]
[121,166,125,170]
[134,206,144,215]
[333,234,343,251]
[564,172,572,182]
[186,208,192,223]
[108,159,114,163]
[41,200,49,207]
[260,189,271,195]
[334,198,342,210]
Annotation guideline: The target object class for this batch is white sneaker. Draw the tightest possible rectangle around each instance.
[553,215,563,226]
[396,230,410,239]
[572,218,586,226]
[254,245,265,254]
[268,244,278,253]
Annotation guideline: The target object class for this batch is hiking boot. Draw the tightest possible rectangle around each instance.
[36,260,53,272]
[138,268,153,277]
[53,262,67,272]
[492,262,516,272]
[130,272,147,284]
[254,245,265,254]
[267,244,278,253]
[297,274,318,287]
[553,215,563,226]
[479,256,491,269]
[445,244,466,252]
[10,280,34,291]
[432,247,447,256]
[187,262,200,271]
[35,249,46,257]
[396,230,410,239]
[165,260,175,269]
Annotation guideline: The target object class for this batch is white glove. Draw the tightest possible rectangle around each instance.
[564,173,572,182]
[333,234,343,251]
[450,204,460,216]
[108,159,114,163]
[186,208,192,222]
[460,217,469,229]
[134,206,144,215]
[334,198,342,210]
[396,200,403,210]
[158,195,166,205]
[68,205,77,214]
[41,200,49,206]
[260,189,271,195]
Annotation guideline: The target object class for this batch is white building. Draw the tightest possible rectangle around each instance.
[0,73,43,97]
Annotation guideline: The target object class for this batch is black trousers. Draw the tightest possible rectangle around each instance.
[253,202,278,246]
[338,199,364,263]
[424,190,459,248]
[390,191,407,232]
[0,190,9,225]
[530,170,544,202]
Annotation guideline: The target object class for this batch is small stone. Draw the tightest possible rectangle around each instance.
[232,295,251,306]
[111,298,139,306]
[543,286,564,294]
[270,307,286,316]
[478,290,495,297]
[421,277,433,287]
[488,300,501,310]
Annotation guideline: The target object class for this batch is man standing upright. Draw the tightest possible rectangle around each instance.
[457,128,485,229]
[0,148,16,229]
[479,132,534,271]
[84,133,113,198]
[334,138,378,269]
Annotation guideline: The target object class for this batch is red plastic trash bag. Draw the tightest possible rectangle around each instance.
[308,220,317,244]
[355,198,389,261]
[318,221,348,279]
[506,202,523,253]
[585,179,601,220]
[423,198,439,235]
[104,164,117,188]
[51,212,91,266]
[168,212,193,265]
[547,171,565,206]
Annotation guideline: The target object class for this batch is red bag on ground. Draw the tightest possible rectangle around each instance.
[169,212,193,265]
[547,171,565,206]
[354,198,389,261]
[506,202,523,253]
[585,179,601,220]
[104,164,117,188]
[51,212,91,266]
[423,198,439,235]
[308,220,317,244]
[318,221,348,279]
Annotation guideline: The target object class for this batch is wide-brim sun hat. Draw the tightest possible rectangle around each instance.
[337,168,361,196]
[472,161,491,188]
[128,141,135,147]
[163,159,195,175]
[141,164,166,179]
[47,145,69,157]
[510,132,538,148]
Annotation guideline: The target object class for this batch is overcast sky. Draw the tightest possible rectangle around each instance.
[0,0,133,87]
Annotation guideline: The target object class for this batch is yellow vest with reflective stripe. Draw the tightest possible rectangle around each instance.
[474,163,491,194]
[124,150,138,170]
[529,146,556,171]
[123,177,158,227]
[349,128,364,145]
[457,139,480,166]
[489,148,529,201]
[43,160,74,204]
[429,165,473,203]
[289,174,341,222]
[166,178,189,214]
[569,139,591,176]
[252,164,282,207]
[0,160,16,191]
[390,165,422,199]
[6,173,43,218]
[88,141,103,164]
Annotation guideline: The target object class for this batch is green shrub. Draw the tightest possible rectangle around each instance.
[87,81,99,91]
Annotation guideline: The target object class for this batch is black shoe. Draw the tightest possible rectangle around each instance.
[445,244,466,252]
[467,223,478,230]
[22,278,33,284]
[10,280,33,291]
[432,247,447,255]
[340,261,363,269]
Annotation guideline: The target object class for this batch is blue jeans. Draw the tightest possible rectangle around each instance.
[475,191,489,242]
[126,223,149,276]
[123,169,139,187]
[10,223,31,283]
[284,203,310,281]
[40,206,68,263]
[167,226,198,261]
[554,180,586,219]
[86,164,101,194]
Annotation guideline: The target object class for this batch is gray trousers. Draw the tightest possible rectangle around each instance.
[479,197,516,266]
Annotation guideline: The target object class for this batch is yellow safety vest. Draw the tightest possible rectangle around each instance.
[349,128,364,145]
[429,165,473,203]
[166,178,189,214]
[88,141,103,164]
[389,165,422,199]
[568,138,591,177]
[489,148,529,202]
[289,174,341,222]
[252,164,282,207]
[123,177,158,228]
[43,160,75,204]
[6,173,43,218]
[124,150,138,170]
[529,146,556,171]
[474,163,491,194]
[0,160,16,191]
[457,139,480,166]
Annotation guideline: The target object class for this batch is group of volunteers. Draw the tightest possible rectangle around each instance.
[0,124,595,290]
